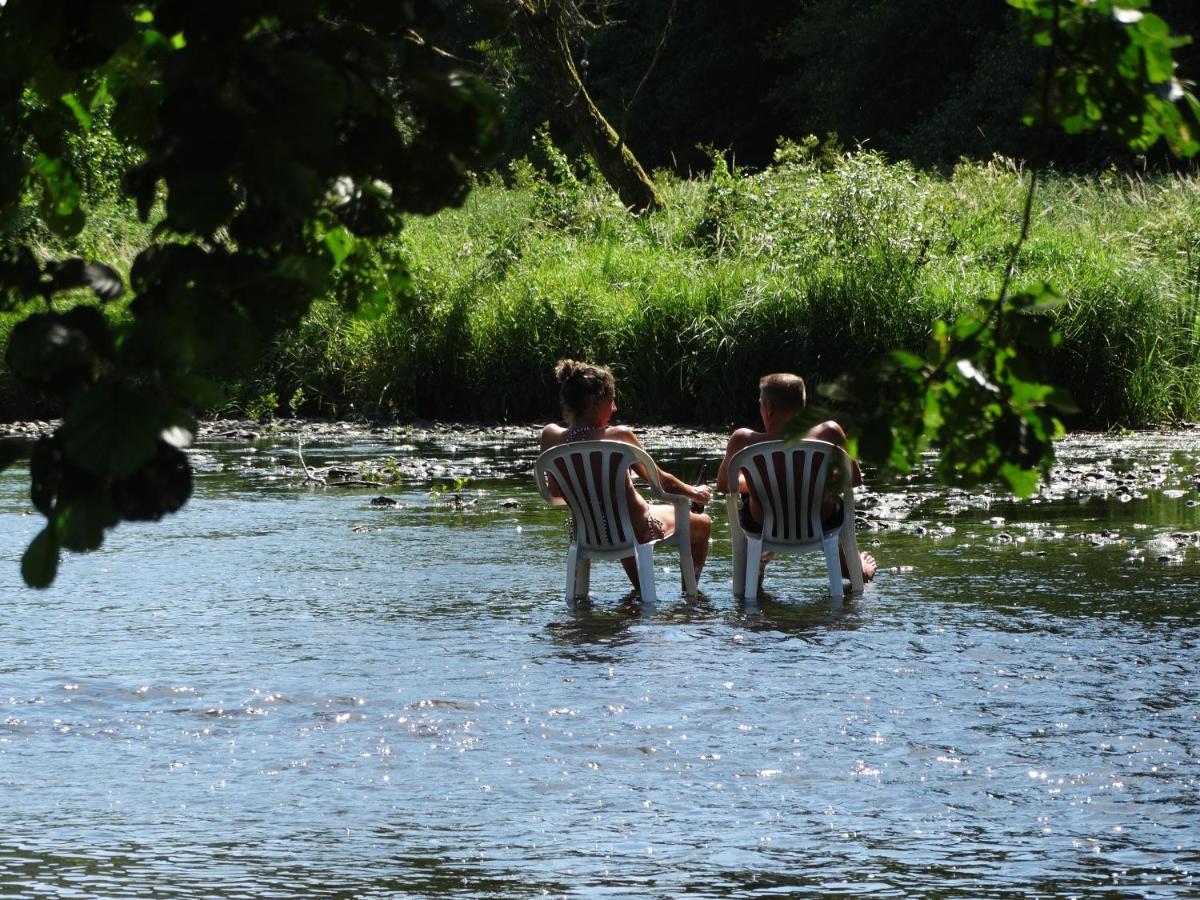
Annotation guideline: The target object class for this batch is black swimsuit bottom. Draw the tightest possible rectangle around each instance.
[738,493,845,536]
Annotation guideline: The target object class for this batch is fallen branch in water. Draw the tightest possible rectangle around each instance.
[297,438,326,485]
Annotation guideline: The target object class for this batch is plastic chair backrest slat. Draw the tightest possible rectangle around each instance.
[732,440,848,546]
[607,451,631,546]
[580,454,610,546]
[784,448,799,542]
[810,448,832,539]
[537,441,649,552]
[554,455,597,545]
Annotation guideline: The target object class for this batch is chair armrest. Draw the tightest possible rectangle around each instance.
[660,491,693,519]
[654,489,692,508]
[725,492,744,543]
[646,489,691,546]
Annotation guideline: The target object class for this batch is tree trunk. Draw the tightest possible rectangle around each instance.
[510,2,665,214]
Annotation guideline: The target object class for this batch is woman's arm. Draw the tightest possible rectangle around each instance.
[618,427,711,505]
[539,423,567,504]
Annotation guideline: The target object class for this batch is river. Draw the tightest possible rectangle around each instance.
[1,423,1197,897]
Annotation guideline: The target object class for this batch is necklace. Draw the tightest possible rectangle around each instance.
[564,424,603,442]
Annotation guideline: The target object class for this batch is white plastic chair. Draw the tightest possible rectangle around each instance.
[726,439,864,600]
[534,440,697,603]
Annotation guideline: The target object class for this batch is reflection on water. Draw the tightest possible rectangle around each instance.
[0,427,1197,896]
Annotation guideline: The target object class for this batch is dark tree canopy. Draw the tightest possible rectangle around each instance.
[464,0,1200,173]
[2,0,1199,586]
[507,0,663,212]
[0,0,500,585]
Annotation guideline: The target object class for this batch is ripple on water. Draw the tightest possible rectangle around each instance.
[0,429,1198,895]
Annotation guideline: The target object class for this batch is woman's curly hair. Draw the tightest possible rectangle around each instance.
[555,359,616,422]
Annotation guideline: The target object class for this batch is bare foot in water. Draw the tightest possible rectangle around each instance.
[840,549,878,582]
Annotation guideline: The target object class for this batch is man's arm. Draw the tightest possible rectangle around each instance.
[716,428,756,494]
[802,419,862,487]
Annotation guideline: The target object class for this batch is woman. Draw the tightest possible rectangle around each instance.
[540,359,713,592]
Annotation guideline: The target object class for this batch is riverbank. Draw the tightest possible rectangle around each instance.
[245,151,1200,428]
[4,418,1197,545]
[5,148,1200,428]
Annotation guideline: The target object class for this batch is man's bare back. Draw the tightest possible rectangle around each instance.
[716,375,877,582]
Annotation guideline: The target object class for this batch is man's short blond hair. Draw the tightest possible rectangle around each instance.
[759,373,807,414]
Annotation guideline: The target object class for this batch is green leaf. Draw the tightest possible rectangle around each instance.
[34,154,84,236]
[1028,293,1066,312]
[890,349,926,370]
[1048,388,1081,415]
[60,385,196,478]
[816,379,854,402]
[324,227,355,266]
[29,437,63,517]
[1000,462,1041,498]
[53,491,119,552]
[1143,42,1175,84]
[858,419,896,468]
[61,93,93,131]
[353,287,393,322]
[275,254,332,294]
[22,527,60,589]
[0,439,23,474]
[33,154,81,217]
[164,170,239,236]
[921,387,943,431]
[1135,12,1170,39]
[111,441,193,522]
[5,308,113,390]
[168,374,226,411]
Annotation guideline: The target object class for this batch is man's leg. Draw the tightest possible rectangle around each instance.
[688,511,711,581]
[807,419,876,581]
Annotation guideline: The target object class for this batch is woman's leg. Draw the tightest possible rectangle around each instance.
[646,504,711,582]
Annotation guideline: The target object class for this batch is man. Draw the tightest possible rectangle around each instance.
[716,373,878,586]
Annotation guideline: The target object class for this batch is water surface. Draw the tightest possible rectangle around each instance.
[1,427,1197,897]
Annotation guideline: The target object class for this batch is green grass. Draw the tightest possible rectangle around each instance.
[0,196,151,420]
[261,149,1200,428]
[8,147,1200,428]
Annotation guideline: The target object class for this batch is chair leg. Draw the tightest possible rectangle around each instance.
[744,535,763,601]
[565,543,579,602]
[822,533,843,600]
[679,545,697,598]
[634,543,657,604]
[731,531,747,599]
[841,524,865,593]
[574,558,591,600]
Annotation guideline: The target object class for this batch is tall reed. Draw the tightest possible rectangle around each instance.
[255,146,1198,428]
[8,149,1200,429]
